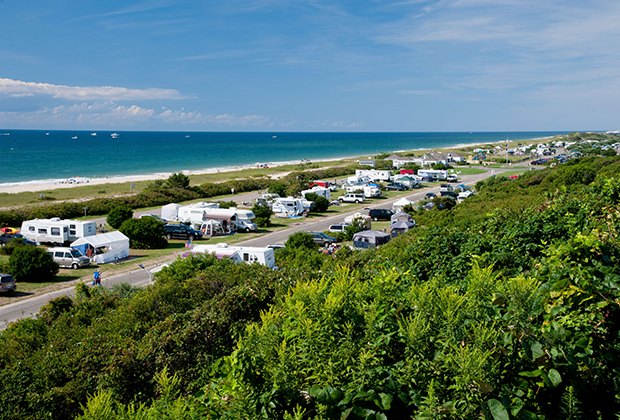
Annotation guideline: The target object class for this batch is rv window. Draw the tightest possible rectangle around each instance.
[243,253,249,261]
[69,224,76,229]
[38,228,47,234]
[29,226,35,232]
[51,227,61,236]
[54,252,64,258]
[69,230,76,235]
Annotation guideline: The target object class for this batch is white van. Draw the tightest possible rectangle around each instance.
[231,209,258,232]
[46,247,91,269]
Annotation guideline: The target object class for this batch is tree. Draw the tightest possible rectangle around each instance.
[252,203,273,228]
[305,193,329,212]
[166,172,191,189]
[120,217,167,249]
[9,246,58,281]
[285,231,317,250]
[106,205,134,229]
[267,181,287,197]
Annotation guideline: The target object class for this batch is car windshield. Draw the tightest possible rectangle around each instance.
[70,250,83,258]
[1,275,15,283]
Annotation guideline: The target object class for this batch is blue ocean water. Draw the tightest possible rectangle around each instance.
[0,130,567,185]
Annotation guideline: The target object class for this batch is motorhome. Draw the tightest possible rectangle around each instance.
[20,218,96,245]
[417,169,448,181]
[230,208,258,232]
[363,185,382,198]
[190,243,276,269]
[271,197,306,217]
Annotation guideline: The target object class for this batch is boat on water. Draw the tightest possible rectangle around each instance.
[272,135,277,139]
[110,133,119,139]
[71,136,78,140]
[91,132,97,137]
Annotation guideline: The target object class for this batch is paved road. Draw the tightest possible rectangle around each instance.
[0,167,505,329]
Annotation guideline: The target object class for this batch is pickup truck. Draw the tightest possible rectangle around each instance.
[338,193,365,203]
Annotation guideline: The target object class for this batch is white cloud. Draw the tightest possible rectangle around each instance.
[0,78,187,101]
[321,119,366,129]
[0,101,276,129]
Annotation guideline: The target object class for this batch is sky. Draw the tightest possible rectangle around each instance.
[0,0,619,132]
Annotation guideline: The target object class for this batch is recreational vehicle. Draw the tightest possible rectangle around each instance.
[20,218,96,245]
[417,169,448,181]
[355,169,391,181]
[190,243,276,269]
[271,197,306,217]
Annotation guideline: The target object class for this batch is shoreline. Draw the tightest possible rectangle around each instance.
[0,136,556,195]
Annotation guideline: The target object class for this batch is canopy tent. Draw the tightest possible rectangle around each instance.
[353,230,391,249]
[391,210,415,225]
[161,203,181,222]
[71,231,129,264]
[392,197,413,212]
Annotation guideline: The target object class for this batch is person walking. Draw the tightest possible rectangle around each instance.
[92,269,102,286]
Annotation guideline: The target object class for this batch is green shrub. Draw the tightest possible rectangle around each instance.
[305,193,329,212]
[120,218,166,249]
[9,246,58,281]
[252,204,273,228]
[106,205,134,229]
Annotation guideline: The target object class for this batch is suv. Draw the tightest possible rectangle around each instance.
[368,208,394,221]
[385,183,407,191]
[0,273,16,294]
[163,223,203,240]
[308,231,338,246]
[47,247,91,269]
[328,222,351,233]
[338,193,365,203]
[447,174,459,182]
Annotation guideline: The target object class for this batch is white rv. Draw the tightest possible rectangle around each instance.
[190,243,276,269]
[177,202,220,223]
[230,208,258,232]
[271,197,306,217]
[363,185,382,198]
[355,169,391,181]
[301,186,331,200]
[20,218,96,245]
[417,169,448,181]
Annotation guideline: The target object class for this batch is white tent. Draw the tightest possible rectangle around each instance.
[71,231,130,264]
[392,197,413,212]
[161,203,181,222]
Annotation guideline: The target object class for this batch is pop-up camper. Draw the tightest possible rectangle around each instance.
[190,243,276,268]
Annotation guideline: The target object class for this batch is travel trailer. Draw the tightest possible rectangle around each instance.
[190,243,276,269]
[177,202,220,223]
[20,218,96,245]
[417,169,448,181]
[301,186,331,200]
[271,197,307,217]
[355,169,391,181]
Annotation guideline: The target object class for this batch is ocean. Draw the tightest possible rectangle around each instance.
[0,130,567,185]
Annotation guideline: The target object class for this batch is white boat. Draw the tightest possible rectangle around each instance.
[110,133,119,139]
[71,136,78,140]
[91,132,97,137]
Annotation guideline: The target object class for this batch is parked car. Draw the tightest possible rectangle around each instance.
[440,191,458,199]
[163,223,203,240]
[424,192,437,200]
[384,183,407,191]
[308,231,338,246]
[531,158,548,165]
[439,184,453,192]
[0,233,37,247]
[338,193,365,203]
[328,222,351,233]
[46,247,91,269]
[0,273,16,294]
[447,174,459,182]
[368,208,394,221]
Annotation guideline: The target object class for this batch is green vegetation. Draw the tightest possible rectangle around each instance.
[8,246,58,282]
[0,156,619,419]
[106,205,134,229]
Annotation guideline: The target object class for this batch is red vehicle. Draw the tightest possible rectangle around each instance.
[399,169,414,175]
[310,180,329,188]
[0,227,18,235]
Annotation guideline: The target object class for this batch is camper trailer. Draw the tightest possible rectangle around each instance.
[20,218,96,245]
[301,186,331,200]
[271,197,306,217]
[190,243,276,269]
[417,169,448,181]
[177,202,220,223]
[355,169,391,181]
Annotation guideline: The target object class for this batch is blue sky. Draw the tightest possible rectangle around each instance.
[0,1,618,131]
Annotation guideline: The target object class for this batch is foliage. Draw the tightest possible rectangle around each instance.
[106,205,134,229]
[8,246,58,281]
[119,217,167,249]
[165,172,191,189]
[305,192,329,212]
[216,200,237,209]
[252,203,273,228]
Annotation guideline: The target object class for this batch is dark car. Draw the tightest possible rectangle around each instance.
[308,231,337,246]
[440,191,458,199]
[0,273,16,294]
[368,208,394,221]
[384,183,407,191]
[0,233,36,247]
[530,158,548,165]
[424,192,437,200]
[163,223,203,240]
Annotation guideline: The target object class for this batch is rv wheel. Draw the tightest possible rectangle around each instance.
[71,263,79,270]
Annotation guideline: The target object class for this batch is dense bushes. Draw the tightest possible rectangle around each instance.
[9,246,58,281]
[106,205,134,229]
[119,218,166,249]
